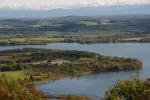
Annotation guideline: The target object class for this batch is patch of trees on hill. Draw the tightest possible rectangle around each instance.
[105,78,150,100]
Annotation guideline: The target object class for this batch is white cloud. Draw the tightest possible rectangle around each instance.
[0,0,150,10]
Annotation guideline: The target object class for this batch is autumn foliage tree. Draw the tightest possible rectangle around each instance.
[0,75,45,100]
[105,79,150,100]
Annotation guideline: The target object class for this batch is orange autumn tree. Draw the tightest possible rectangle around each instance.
[0,75,45,100]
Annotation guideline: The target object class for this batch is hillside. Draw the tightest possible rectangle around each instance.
[0,15,150,35]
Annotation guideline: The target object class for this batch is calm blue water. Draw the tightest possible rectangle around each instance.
[0,43,150,98]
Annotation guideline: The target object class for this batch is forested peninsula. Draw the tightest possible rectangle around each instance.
[0,48,142,82]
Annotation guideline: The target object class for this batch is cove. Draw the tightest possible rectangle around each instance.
[0,43,150,98]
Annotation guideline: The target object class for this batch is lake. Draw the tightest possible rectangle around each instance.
[0,43,150,99]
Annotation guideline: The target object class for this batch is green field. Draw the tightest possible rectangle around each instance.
[78,20,99,25]
[0,36,66,45]
[0,71,26,80]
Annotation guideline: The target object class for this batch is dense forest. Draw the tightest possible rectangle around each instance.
[0,48,142,82]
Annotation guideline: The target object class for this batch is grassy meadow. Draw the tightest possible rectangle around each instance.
[0,71,26,80]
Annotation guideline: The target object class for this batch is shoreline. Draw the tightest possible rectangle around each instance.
[0,41,150,46]
[34,71,94,85]
[34,69,142,85]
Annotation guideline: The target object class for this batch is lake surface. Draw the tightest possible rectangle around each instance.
[0,43,150,99]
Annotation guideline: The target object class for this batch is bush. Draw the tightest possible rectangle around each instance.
[105,79,150,100]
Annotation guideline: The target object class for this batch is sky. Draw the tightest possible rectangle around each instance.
[0,0,150,10]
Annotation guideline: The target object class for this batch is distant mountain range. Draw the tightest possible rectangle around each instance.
[0,4,150,18]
